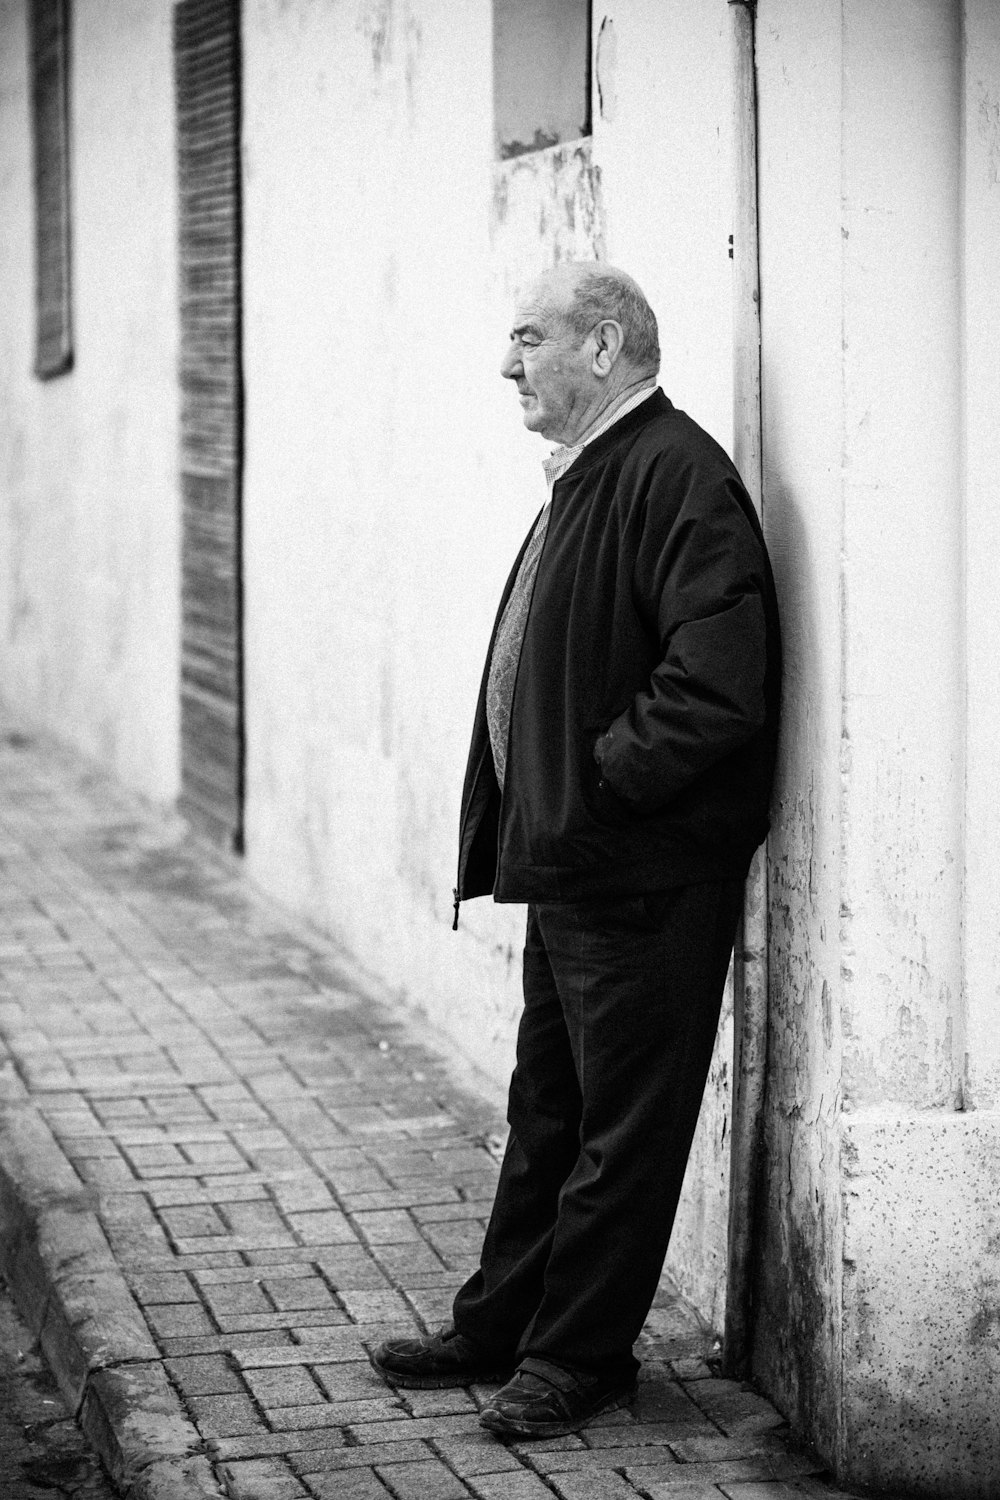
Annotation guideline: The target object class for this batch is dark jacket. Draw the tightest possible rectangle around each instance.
[454,389,781,917]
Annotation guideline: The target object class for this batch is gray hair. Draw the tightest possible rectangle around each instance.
[560,264,660,374]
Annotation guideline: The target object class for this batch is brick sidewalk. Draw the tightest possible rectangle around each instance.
[0,730,859,1500]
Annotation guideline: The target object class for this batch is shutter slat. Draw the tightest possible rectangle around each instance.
[175,0,243,851]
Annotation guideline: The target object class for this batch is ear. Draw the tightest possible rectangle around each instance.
[590,319,625,378]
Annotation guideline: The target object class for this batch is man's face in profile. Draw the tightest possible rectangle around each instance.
[500,279,594,445]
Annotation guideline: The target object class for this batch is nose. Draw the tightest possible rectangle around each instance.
[500,342,521,381]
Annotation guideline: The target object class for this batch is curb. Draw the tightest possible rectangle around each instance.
[0,1100,224,1500]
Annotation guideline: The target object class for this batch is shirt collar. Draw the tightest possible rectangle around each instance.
[542,381,658,492]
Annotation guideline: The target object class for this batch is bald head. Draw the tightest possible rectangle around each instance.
[530,262,660,378]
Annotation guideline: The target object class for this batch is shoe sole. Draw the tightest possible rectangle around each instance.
[479,1384,636,1439]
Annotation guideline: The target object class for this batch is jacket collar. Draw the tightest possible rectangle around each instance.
[555,387,673,480]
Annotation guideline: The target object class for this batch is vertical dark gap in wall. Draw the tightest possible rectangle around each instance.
[583,0,593,139]
[29,0,73,378]
[173,0,245,852]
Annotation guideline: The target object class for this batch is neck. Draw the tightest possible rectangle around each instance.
[560,370,655,448]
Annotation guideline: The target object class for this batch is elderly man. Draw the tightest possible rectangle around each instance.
[375,262,781,1439]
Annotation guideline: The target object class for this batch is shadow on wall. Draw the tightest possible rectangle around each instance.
[754,371,840,1461]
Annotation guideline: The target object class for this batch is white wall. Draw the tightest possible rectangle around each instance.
[755,0,847,1454]
[963,1,1000,1114]
[0,0,180,799]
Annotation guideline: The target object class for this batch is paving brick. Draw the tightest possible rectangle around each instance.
[686,1380,789,1438]
[236,1331,375,1367]
[370,1243,448,1281]
[668,1433,792,1465]
[181,1138,249,1169]
[243,1364,326,1407]
[159,1203,229,1238]
[429,1433,525,1477]
[201,1281,274,1317]
[467,1474,555,1500]
[166,1353,245,1396]
[586,1422,699,1449]
[310,1248,391,1289]
[263,1275,338,1311]
[220,1457,309,1500]
[128,1271,199,1304]
[546,1473,639,1500]
[401,1387,478,1418]
[339,1187,455,1213]
[188,1393,267,1437]
[718,1485,821,1500]
[404,1287,462,1328]
[281,1209,356,1245]
[625,1456,825,1497]
[337,1288,416,1325]
[410,1200,487,1223]
[223,1201,292,1237]
[349,1414,484,1444]
[215,1309,351,1333]
[622,1481,721,1500]
[269,1396,403,1429]
[420,1221,487,1260]
[376,1457,472,1500]
[271,1178,340,1213]
[171,1248,247,1269]
[193,1262,308,1286]
[145,1303,217,1339]
[306,1469,393,1500]
[352,1212,425,1248]
[174,1233,297,1254]
[311,1362,386,1402]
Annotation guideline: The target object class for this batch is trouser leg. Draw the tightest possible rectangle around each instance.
[519,881,744,1376]
[452,904,583,1353]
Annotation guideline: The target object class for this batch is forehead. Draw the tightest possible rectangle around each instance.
[511,280,571,336]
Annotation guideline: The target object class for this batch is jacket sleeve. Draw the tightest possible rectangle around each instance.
[593,468,769,813]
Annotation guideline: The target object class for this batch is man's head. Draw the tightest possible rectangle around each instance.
[500,262,660,445]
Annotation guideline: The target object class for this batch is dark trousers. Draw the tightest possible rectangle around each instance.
[452,880,744,1379]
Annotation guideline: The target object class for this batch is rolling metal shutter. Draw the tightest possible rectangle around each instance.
[173,0,244,850]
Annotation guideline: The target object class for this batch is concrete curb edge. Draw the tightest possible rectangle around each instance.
[0,1100,224,1500]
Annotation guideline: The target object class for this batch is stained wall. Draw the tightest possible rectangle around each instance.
[0,0,181,797]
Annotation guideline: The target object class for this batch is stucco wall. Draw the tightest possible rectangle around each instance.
[0,0,180,800]
[757,2,1000,1491]
[963,1,1000,1114]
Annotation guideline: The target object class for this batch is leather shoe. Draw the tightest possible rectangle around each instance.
[373,1324,514,1389]
[479,1356,637,1438]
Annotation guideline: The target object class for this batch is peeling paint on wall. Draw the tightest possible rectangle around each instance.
[491,140,606,298]
[977,89,1000,187]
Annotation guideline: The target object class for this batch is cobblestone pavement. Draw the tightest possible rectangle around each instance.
[0,730,865,1500]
